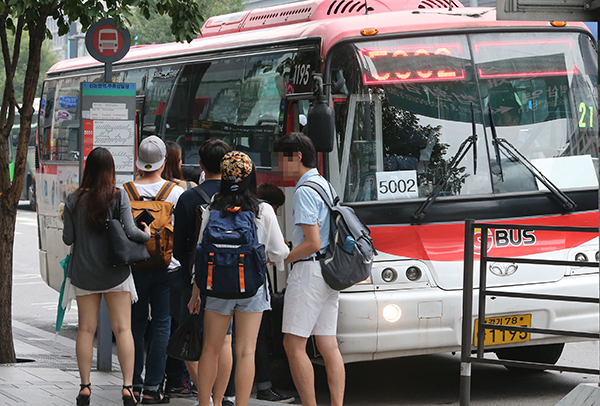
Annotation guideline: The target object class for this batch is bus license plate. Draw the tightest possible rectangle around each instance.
[474,314,531,346]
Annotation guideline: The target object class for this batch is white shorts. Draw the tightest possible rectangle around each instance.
[62,273,138,310]
[282,260,339,338]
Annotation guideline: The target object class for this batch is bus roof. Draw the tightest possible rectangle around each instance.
[47,0,588,75]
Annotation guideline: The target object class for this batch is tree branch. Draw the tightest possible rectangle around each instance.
[0,6,12,132]
[11,16,24,116]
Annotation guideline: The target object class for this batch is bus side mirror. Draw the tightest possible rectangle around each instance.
[306,95,335,153]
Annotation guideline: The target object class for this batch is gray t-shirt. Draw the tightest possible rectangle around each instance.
[63,189,150,291]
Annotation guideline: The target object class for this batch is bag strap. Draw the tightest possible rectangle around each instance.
[191,185,212,205]
[107,191,122,222]
[155,181,177,202]
[123,182,141,201]
[188,186,213,276]
[299,180,337,209]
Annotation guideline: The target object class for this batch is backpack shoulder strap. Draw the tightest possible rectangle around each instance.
[191,186,212,205]
[155,181,177,202]
[123,181,141,201]
[300,180,335,208]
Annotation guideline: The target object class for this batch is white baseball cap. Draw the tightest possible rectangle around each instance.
[136,135,166,171]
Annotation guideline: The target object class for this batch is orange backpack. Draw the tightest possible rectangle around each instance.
[123,181,177,271]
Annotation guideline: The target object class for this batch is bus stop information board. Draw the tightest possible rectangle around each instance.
[80,82,136,187]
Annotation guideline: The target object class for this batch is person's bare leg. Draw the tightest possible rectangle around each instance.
[184,360,199,388]
[284,333,317,406]
[232,311,263,406]
[315,335,345,406]
[197,310,232,406]
[212,334,233,406]
[104,291,136,398]
[75,294,102,397]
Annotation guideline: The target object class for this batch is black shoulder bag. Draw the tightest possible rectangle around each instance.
[106,194,150,267]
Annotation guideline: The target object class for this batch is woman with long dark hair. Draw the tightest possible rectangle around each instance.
[162,140,197,189]
[62,147,150,406]
[191,151,289,406]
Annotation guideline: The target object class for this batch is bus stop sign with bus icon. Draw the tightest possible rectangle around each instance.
[85,18,131,64]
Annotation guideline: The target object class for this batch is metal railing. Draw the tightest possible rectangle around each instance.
[460,219,600,406]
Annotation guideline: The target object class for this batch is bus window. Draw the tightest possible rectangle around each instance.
[43,78,80,161]
[123,69,148,96]
[39,74,101,162]
[143,66,181,137]
[39,83,56,161]
[164,49,317,167]
[8,135,13,165]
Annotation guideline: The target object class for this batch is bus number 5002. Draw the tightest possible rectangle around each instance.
[379,179,416,194]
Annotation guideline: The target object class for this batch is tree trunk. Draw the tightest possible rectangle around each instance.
[0,14,47,364]
[0,194,16,363]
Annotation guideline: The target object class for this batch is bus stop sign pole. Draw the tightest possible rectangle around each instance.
[84,18,130,82]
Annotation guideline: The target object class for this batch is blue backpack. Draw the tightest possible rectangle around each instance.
[195,209,267,298]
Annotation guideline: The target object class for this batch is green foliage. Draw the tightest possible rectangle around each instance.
[129,0,244,45]
[3,0,207,43]
[0,31,57,102]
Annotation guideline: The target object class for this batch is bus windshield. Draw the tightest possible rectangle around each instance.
[330,32,598,203]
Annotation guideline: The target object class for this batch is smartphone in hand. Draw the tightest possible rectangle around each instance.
[135,209,155,230]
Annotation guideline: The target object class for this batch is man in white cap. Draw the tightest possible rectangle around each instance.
[127,135,184,404]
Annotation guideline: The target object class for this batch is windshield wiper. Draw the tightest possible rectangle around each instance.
[488,111,576,212]
[488,105,504,181]
[412,103,478,221]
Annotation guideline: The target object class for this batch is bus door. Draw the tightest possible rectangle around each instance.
[331,94,383,202]
[136,95,145,153]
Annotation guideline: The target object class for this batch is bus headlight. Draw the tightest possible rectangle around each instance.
[575,253,588,262]
[406,266,422,281]
[381,267,398,283]
[596,251,599,262]
[382,304,402,322]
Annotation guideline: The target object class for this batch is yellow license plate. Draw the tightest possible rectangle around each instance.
[474,314,531,346]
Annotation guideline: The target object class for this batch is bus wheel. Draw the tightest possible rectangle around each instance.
[27,180,36,211]
[495,343,565,372]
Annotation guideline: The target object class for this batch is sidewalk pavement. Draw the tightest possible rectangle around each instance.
[0,320,287,406]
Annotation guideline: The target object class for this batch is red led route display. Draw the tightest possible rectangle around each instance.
[360,43,466,84]
[360,40,577,85]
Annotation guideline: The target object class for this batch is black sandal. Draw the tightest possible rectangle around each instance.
[132,388,141,403]
[140,390,170,404]
[123,385,137,406]
[76,383,91,406]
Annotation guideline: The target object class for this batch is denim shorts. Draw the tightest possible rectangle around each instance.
[205,284,271,315]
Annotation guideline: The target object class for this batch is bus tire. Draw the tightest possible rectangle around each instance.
[494,343,565,372]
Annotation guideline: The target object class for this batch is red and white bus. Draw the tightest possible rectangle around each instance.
[36,0,598,366]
